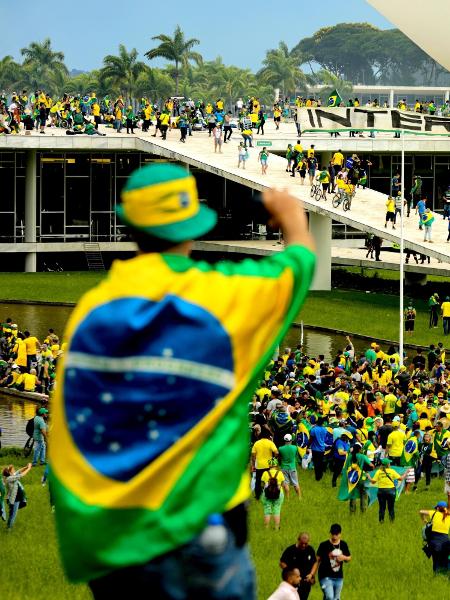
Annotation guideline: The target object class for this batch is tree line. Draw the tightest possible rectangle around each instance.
[0,24,448,106]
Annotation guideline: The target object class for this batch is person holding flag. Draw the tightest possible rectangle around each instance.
[367,458,407,523]
[338,442,373,513]
[401,429,420,494]
[49,163,316,599]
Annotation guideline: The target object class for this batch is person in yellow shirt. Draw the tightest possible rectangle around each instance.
[383,386,398,416]
[417,412,433,430]
[16,368,41,392]
[385,196,396,230]
[92,100,101,130]
[368,458,406,522]
[441,296,450,335]
[159,112,170,140]
[260,463,285,530]
[419,501,450,573]
[386,420,406,465]
[273,106,281,129]
[13,335,28,371]
[332,150,344,170]
[251,430,279,500]
[23,330,40,371]
[142,104,153,132]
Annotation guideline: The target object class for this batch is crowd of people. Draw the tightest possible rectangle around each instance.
[250,336,450,590]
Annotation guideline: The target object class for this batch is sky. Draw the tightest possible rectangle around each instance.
[0,0,392,72]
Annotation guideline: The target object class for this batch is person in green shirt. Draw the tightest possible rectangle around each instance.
[125,106,135,134]
[279,434,301,498]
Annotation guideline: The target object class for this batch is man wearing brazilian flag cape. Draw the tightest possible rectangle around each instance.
[49,162,316,599]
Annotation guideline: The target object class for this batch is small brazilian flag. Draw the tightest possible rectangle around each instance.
[296,423,310,458]
[401,437,418,466]
[328,89,343,107]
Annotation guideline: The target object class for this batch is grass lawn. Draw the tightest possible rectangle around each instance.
[298,290,444,348]
[0,272,103,304]
[1,450,447,599]
[340,266,450,283]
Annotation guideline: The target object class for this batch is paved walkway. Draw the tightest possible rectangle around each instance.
[4,121,450,263]
[134,123,450,264]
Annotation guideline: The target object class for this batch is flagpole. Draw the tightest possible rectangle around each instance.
[399,131,405,366]
[300,320,304,347]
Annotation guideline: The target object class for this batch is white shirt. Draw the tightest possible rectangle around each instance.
[267,581,299,600]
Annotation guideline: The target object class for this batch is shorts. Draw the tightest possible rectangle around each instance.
[386,211,395,222]
[445,482,450,494]
[274,117,281,122]
[282,469,299,487]
[322,183,328,191]
[405,320,415,332]
[309,169,316,177]
[261,491,284,516]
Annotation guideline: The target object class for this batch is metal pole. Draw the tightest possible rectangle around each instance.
[300,320,304,347]
[399,132,405,366]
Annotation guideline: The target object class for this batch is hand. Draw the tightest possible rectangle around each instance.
[27,463,32,469]
[336,555,346,563]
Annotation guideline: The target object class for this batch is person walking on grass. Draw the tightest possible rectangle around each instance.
[267,567,301,600]
[311,524,351,600]
[279,434,301,499]
[2,462,31,529]
[280,533,316,600]
[213,123,223,153]
[260,459,285,530]
[367,458,407,523]
[259,147,269,175]
[32,407,48,466]
[419,501,450,574]
[238,142,249,169]
[404,304,416,336]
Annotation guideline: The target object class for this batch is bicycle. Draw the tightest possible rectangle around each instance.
[310,182,320,198]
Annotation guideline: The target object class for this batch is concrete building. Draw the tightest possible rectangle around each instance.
[1,122,449,289]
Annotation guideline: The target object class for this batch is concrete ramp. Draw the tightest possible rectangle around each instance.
[135,132,450,265]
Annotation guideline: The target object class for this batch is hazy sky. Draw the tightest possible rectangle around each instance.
[1,1,392,72]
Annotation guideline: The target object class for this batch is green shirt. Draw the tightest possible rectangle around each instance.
[279,444,298,470]
[33,415,47,442]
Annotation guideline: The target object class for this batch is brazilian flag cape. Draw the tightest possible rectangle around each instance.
[296,422,310,457]
[50,245,315,582]
[327,89,343,107]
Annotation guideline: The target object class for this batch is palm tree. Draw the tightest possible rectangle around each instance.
[0,55,21,90]
[100,45,148,103]
[20,38,68,89]
[135,68,174,104]
[258,42,308,98]
[145,25,202,95]
[315,70,353,102]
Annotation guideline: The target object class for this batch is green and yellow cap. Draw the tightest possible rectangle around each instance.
[116,163,217,243]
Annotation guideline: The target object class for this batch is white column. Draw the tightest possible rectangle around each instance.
[25,150,37,272]
[446,90,450,102]
[390,89,395,108]
[309,212,331,291]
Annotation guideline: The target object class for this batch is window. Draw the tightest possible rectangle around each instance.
[66,178,90,226]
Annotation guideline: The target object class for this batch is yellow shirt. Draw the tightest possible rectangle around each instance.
[372,467,401,488]
[14,339,28,367]
[24,336,39,355]
[51,343,60,358]
[252,438,278,469]
[332,152,344,166]
[22,372,38,392]
[387,429,406,457]
[427,510,450,535]
[261,468,285,486]
[294,143,303,154]
[307,148,315,158]
[386,198,395,212]
[383,393,398,414]
[92,103,100,117]
[273,109,281,118]
[160,113,170,126]
[144,106,152,120]
[442,302,450,318]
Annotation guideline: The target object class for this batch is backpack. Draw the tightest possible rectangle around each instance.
[264,470,281,500]
[26,418,34,437]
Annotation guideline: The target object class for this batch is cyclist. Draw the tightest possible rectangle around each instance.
[318,166,330,201]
